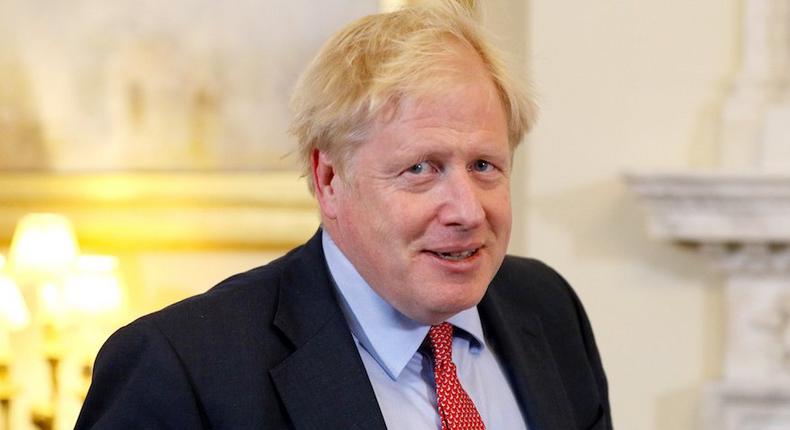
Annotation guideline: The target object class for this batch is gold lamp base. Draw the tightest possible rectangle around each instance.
[30,354,60,430]
[0,363,14,430]
[0,398,10,430]
[31,404,53,430]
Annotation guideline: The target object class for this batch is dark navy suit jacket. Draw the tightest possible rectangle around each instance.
[76,230,612,429]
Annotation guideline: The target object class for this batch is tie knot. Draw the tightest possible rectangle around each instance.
[428,322,454,364]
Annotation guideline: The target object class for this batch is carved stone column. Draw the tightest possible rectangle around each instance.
[702,244,790,429]
[626,173,790,429]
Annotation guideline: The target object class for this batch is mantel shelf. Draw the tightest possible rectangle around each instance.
[624,170,790,244]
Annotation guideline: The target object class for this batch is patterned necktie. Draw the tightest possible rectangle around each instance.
[428,322,486,430]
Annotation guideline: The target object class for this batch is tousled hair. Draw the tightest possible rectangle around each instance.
[289,1,537,193]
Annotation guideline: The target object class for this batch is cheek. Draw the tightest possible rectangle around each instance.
[380,194,436,234]
[348,197,412,251]
[501,199,513,228]
[486,191,512,228]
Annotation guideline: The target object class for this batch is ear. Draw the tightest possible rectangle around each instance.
[312,149,341,220]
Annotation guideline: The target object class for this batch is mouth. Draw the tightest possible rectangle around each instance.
[427,247,481,261]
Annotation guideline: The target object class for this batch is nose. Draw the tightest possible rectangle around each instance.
[437,170,485,229]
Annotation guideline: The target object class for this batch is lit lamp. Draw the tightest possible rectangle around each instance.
[63,255,123,316]
[0,256,31,430]
[7,213,79,430]
[8,213,79,284]
[63,255,124,400]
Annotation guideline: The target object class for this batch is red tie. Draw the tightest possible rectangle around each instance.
[428,322,486,430]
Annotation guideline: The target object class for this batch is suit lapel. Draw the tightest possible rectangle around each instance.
[269,231,387,430]
[478,282,577,430]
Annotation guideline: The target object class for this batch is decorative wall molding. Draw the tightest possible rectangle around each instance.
[703,382,790,430]
[623,172,790,243]
[0,172,320,251]
[627,170,790,429]
[699,243,790,275]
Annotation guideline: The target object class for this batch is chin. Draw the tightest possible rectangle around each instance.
[421,288,487,322]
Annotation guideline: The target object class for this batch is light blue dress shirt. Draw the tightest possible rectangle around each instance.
[322,231,528,429]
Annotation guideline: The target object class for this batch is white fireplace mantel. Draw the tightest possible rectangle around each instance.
[624,171,790,244]
[626,170,790,430]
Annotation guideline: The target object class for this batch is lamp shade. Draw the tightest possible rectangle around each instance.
[8,213,80,280]
[0,273,30,331]
[63,255,123,315]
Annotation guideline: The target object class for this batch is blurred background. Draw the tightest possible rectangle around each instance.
[1,0,788,429]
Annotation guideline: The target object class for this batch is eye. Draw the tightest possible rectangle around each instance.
[471,159,494,173]
[406,162,430,175]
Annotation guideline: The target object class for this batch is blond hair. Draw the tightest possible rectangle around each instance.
[289,1,536,192]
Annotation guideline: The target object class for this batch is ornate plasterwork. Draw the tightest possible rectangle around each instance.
[624,172,790,243]
[699,244,790,275]
[723,274,790,382]
[625,171,790,429]
[749,293,790,376]
[703,382,790,430]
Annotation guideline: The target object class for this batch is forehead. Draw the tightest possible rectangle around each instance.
[349,79,510,171]
[375,71,506,139]
[399,85,500,126]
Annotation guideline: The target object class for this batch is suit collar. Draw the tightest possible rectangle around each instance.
[272,229,339,346]
[478,270,577,430]
[271,229,387,430]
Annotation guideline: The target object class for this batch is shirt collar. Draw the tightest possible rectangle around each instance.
[322,230,486,380]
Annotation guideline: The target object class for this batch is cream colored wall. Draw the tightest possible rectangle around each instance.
[508,1,741,429]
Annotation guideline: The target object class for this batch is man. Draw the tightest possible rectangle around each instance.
[77,3,611,429]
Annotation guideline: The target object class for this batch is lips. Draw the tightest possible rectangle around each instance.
[425,245,482,261]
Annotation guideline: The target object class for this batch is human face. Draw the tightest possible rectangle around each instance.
[316,73,512,325]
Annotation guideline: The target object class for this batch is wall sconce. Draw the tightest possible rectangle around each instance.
[6,213,79,430]
[63,255,124,400]
[2,213,125,430]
